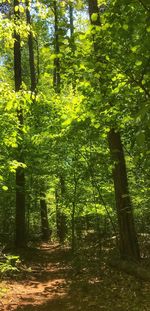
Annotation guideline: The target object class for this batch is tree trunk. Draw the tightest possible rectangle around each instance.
[108,129,140,259]
[53,3,68,243]
[88,0,140,260]
[68,1,76,88]
[26,1,51,241]
[71,173,78,252]
[88,0,101,25]
[14,0,26,248]
[55,177,67,244]
[69,2,74,37]
[40,193,51,241]
[26,0,37,92]
[71,201,75,252]
[53,0,60,93]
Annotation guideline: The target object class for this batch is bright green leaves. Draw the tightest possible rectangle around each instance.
[14,5,24,13]
[61,89,85,128]
[91,13,98,22]
[131,45,139,53]
[141,74,149,86]
[9,160,27,173]
[35,0,49,19]
[0,15,14,49]
[2,186,8,191]
[146,26,150,32]
[135,60,142,66]
[122,24,128,30]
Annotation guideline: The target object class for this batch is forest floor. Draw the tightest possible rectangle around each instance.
[0,242,150,311]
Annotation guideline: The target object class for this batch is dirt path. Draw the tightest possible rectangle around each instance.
[0,243,150,311]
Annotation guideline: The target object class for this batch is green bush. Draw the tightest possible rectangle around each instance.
[0,255,20,277]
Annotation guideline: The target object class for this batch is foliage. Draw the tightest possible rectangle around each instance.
[0,0,149,257]
[0,254,20,277]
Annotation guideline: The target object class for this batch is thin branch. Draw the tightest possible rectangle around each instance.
[137,0,150,13]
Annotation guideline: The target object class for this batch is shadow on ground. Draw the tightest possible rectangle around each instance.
[2,243,150,311]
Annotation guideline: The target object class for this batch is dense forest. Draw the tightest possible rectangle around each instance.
[0,0,150,310]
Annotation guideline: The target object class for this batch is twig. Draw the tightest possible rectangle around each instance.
[137,0,150,13]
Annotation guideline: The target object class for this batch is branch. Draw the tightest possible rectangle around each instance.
[127,73,150,98]
[137,0,150,13]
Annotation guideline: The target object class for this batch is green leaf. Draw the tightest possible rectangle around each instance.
[146,26,150,32]
[2,186,8,191]
[131,46,139,53]
[14,5,19,12]
[91,13,98,22]
[123,24,128,30]
[135,60,142,66]
[19,6,24,13]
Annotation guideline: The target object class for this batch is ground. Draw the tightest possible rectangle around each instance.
[0,243,150,311]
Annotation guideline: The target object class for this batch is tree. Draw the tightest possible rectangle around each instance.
[88,0,140,260]
[14,0,26,248]
[26,0,51,241]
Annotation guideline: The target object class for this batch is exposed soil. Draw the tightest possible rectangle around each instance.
[0,243,150,311]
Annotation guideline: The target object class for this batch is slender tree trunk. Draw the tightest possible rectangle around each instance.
[40,193,51,241]
[88,0,140,260]
[40,194,51,241]
[26,1,51,241]
[71,201,75,252]
[26,0,36,92]
[71,173,78,252]
[69,2,74,39]
[55,187,67,243]
[68,1,76,89]
[55,188,59,237]
[53,0,60,93]
[55,177,67,244]
[53,2,68,243]
[53,2,62,239]
[14,0,26,248]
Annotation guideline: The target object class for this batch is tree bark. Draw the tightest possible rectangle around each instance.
[55,176,67,243]
[14,0,26,248]
[71,172,78,252]
[26,0,37,92]
[40,193,51,241]
[88,0,140,260]
[108,129,140,259]
[53,3,68,243]
[69,2,74,38]
[53,0,60,93]
[26,1,51,241]
[71,201,76,252]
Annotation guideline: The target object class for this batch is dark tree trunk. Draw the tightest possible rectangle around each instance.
[88,0,140,260]
[53,3,68,243]
[108,129,140,259]
[26,1,51,241]
[88,0,101,25]
[71,201,75,252]
[68,1,76,88]
[40,193,51,241]
[26,0,37,92]
[69,2,74,38]
[53,0,60,93]
[56,209,67,244]
[71,173,78,252]
[55,177,67,244]
[14,0,26,248]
